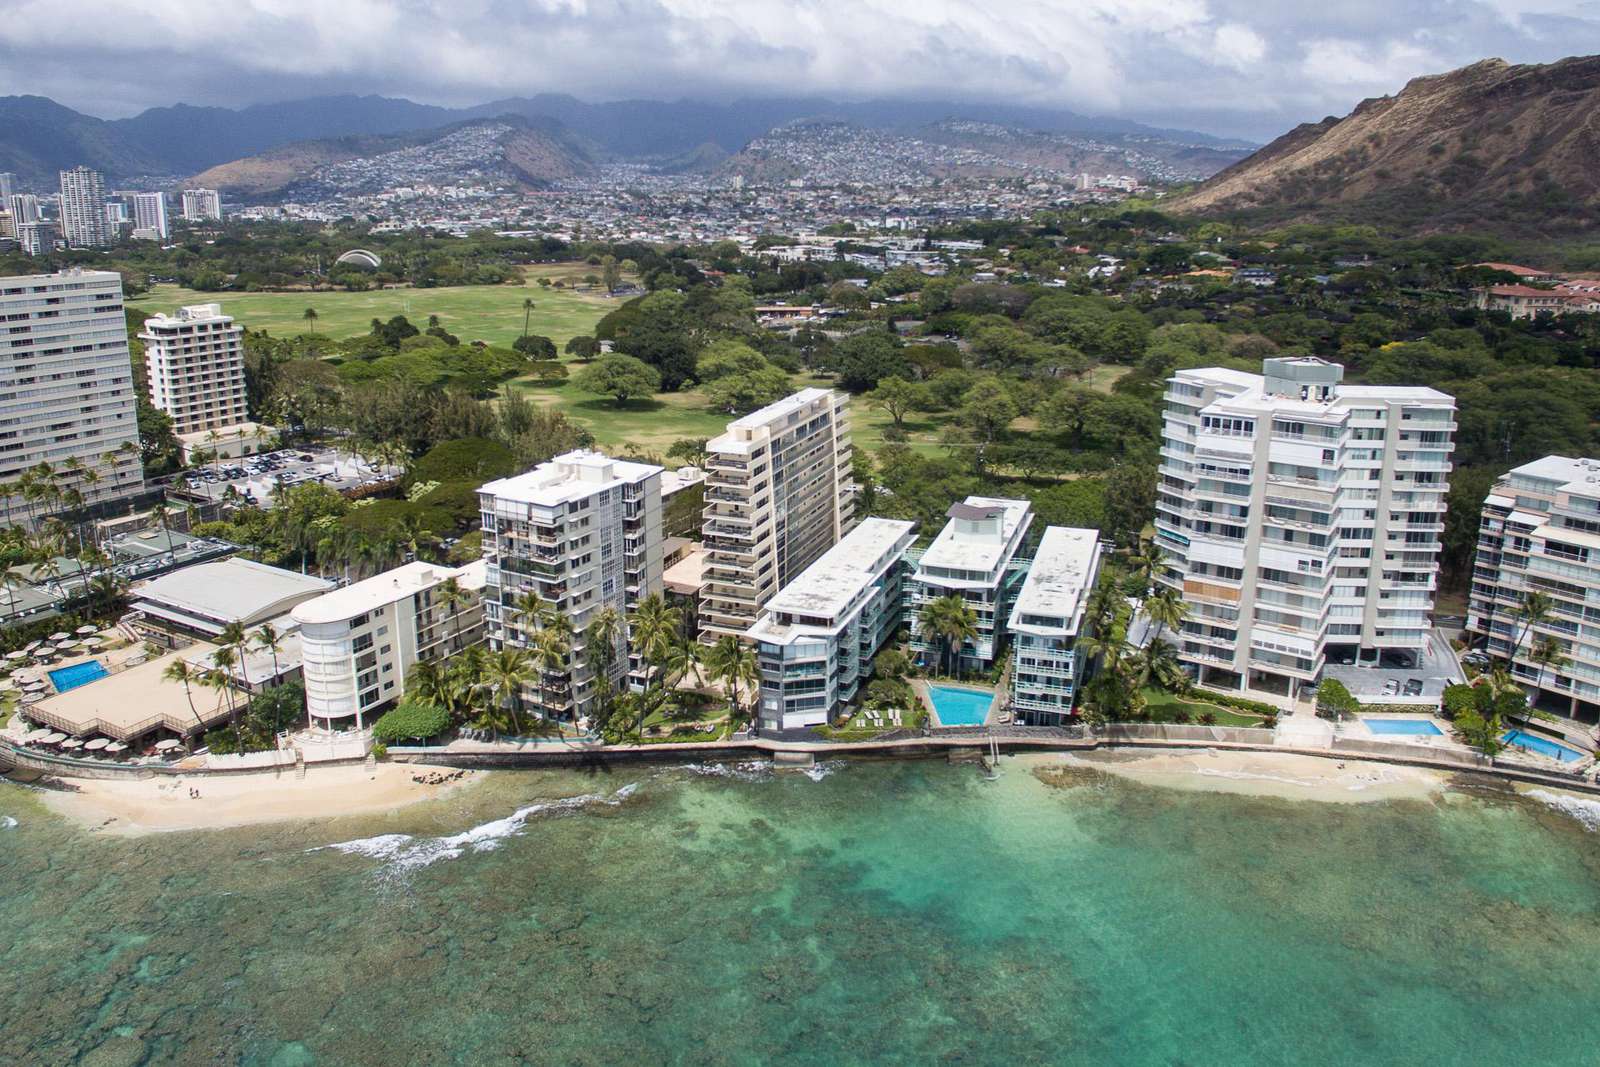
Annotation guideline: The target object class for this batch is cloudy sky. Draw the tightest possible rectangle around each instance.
[3,0,1599,140]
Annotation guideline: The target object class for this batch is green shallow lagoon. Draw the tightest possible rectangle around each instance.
[3,757,1600,1065]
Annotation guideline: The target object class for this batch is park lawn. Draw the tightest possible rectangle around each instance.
[1140,687,1269,727]
[1084,364,1132,393]
[127,263,619,347]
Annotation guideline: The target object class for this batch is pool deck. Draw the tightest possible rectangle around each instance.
[914,679,1000,728]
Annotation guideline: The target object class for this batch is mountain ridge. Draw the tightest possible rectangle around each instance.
[1171,55,1600,236]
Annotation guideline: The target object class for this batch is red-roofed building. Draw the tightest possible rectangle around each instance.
[1475,284,1580,318]
[1473,262,1560,283]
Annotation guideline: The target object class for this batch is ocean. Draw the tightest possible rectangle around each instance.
[2,756,1599,1065]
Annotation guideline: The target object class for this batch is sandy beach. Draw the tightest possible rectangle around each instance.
[36,763,483,835]
[1034,748,1450,804]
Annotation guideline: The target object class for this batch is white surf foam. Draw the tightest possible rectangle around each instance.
[310,784,639,872]
[679,760,774,782]
[1527,789,1600,831]
[802,760,844,782]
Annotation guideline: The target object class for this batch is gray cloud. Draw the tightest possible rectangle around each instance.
[1,0,1597,140]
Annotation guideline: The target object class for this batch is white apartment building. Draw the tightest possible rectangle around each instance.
[700,388,856,641]
[292,560,488,729]
[58,167,108,248]
[181,188,223,222]
[0,269,144,515]
[1467,456,1600,720]
[1009,526,1102,725]
[131,192,169,240]
[1156,357,1456,697]
[479,451,664,723]
[749,517,916,732]
[139,303,250,436]
[907,497,1035,672]
[15,221,55,257]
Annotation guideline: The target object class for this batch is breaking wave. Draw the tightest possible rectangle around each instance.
[310,783,639,872]
[678,760,774,782]
[1526,789,1600,832]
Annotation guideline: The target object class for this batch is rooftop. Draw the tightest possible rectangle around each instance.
[291,559,487,626]
[1504,455,1600,496]
[1008,527,1101,633]
[479,449,662,507]
[919,496,1032,576]
[133,558,333,631]
[1180,363,1454,413]
[709,388,838,453]
[141,303,233,329]
[761,517,915,621]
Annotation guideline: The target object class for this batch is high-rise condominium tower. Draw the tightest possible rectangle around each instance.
[139,304,249,436]
[1155,357,1455,697]
[0,269,144,521]
[699,388,856,642]
[58,167,109,249]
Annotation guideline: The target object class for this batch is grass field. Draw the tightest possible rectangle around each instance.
[128,263,621,347]
[505,370,947,458]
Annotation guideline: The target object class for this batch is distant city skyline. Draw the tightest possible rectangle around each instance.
[2,2,1598,141]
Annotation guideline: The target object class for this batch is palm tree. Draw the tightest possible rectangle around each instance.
[253,623,284,685]
[302,307,318,334]
[533,627,572,722]
[706,634,751,716]
[582,607,624,729]
[217,621,251,693]
[918,594,978,676]
[1143,586,1189,646]
[521,297,536,339]
[1128,538,1165,587]
[396,512,435,562]
[435,576,468,651]
[162,658,209,734]
[1531,634,1567,692]
[1508,591,1554,673]
[1129,638,1185,694]
[482,648,535,737]
[628,593,681,734]
[204,647,243,751]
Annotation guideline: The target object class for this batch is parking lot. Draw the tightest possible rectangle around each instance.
[1319,629,1467,705]
[175,448,399,509]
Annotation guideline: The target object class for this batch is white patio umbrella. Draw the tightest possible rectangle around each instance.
[47,632,68,642]
[41,732,66,744]
[83,738,109,751]
[22,640,41,652]
[154,739,182,752]
[60,738,84,749]
[104,742,128,753]
[5,651,27,661]
[75,625,97,635]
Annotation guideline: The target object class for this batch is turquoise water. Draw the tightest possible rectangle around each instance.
[1503,729,1586,762]
[1364,717,1444,736]
[4,758,1600,1064]
[928,683,995,725]
[48,659,108,693]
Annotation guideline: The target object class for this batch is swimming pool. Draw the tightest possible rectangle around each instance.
[928,685,995,726]
[48,660,109,693]
[1363,718,1444,737]
[1501,729,1586,763]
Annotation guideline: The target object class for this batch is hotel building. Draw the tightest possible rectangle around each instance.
[700,388,856,641]
[1155,356,1455,696]
[1009,526,1102,725]
[907,497,1035,672]
[130,191,169,240]
[139,303,250,438]
[1467,456,1600,719]
[478,451,664,722]
[292,560,488,730]
[181,188,223,222]
[58,166,108,248]
[750,517,916,732]
[0,269,144,516]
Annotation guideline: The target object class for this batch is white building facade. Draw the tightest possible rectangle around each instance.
[1156,357,1456,696]
[292,560,488,729]
[907,497,1035,672]
[1467,456,1600,719]
[750,517,916,732]
[139,303,250,436]
[700,388,856,642]
[181,188,223,222]
[131,192,169,240]
[0,269,144,517]
[58,166,108,248]
[479,451,664,723]
[1009,526,1102,725]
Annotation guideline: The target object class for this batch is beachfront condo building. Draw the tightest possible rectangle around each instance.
[699,388,856,642]
[478,450,664,724]
[1467,456,1600,720]
[0,268,145,521]
[1009,526,1103,725]
[292,560,488,730]
[1155,356,1455,698]
[58,167,109,248]
[749,517,916,732]
[907,497,1035,672]
[139,303,250,437]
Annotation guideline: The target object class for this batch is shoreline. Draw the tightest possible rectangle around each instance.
[1029,749,1451,804]
[30,762,483,836]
